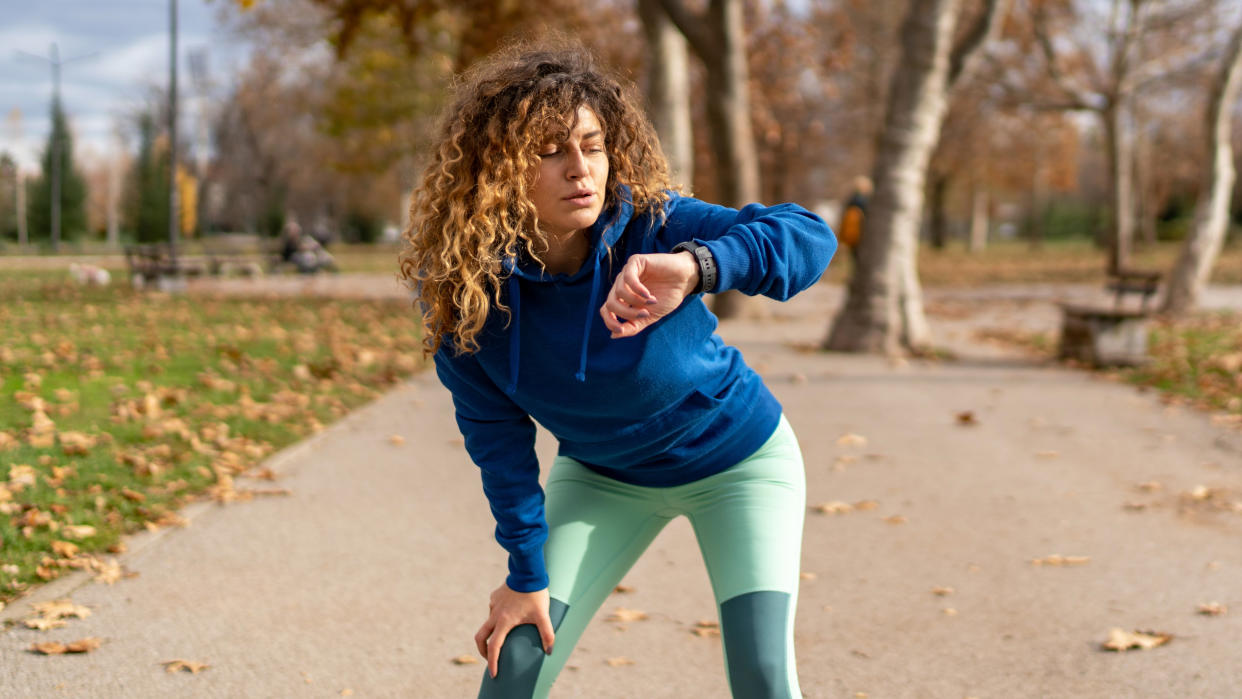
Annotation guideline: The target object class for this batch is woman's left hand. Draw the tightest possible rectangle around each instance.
[600,251,700,339]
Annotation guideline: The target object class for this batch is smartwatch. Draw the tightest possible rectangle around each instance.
[671,240,718,295]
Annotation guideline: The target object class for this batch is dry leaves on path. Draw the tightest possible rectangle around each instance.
[955,411,978,426]
[1030,554,1090,567]
[691,620,721,638]
[835,433,868,447]
[24,599,91,630]
[451,655,479,665]
[1197,602,1227,616]
[163,659,210,674]
[606,607,649,623]
[605,656,635,667]
[1100,628,1172,652]
[29,637,101,655]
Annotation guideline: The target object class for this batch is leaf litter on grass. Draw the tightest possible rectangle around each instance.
[0,277,425,604]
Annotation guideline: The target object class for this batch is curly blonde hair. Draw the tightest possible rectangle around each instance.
[399,42,672,356]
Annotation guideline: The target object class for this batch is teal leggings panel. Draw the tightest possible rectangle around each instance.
[479,415,805,698]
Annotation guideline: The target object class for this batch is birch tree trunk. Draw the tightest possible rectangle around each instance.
[825,0,961,353]
[659,0,760,319]
[1163,22,1242,314]
[1103,99,1135,272]
[969,186,989,253]
[638,0,693,189]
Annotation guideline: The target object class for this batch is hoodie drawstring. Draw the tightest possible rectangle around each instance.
[576,254,602,383]
[505,274,521,395]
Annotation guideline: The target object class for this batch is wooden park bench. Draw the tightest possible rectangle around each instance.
[123,243,209,289]
[1058,268,1162,367]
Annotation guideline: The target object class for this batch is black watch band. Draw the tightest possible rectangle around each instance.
[671,240,718,294]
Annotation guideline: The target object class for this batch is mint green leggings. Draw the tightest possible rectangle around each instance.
[479,415,805,698]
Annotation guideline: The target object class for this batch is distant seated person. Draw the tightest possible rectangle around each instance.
[838,175,872,264]
[280,220,337,274]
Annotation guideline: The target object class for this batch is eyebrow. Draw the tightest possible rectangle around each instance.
[579,130,603,140]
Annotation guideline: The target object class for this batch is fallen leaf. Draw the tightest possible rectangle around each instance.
[853,499,879,511]
[451,655,479,665]
[836,433,868,447]
[1035,451,1060,459]
[800,571,817,581]
[341,690,354,697]
[51,541,80,558]
[606,607,649,623]
[605,657,635,667]
[884,515,907,525]
[942,608,958,616]
[691,623,721,638]
[1030,554,1090,567]
[1136,481,1163,493]
[1100,628,1172,651]
[955,411,978,426]
[25,617,68,631]
[812,501,852,515]
[30,637,101,655]
[1186,485,1215,501]
[163,659,210,674]
[388,435,405,446]
[931,587,954,596]
[612,584,634,594]
[1197,602,1227,616]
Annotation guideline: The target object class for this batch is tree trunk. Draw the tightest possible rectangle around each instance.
[638,0,694,189]
[1163,23,1242,315]
[929,171,949,249]
[1103,99,1135,272]
[659,0,760,319]
[825,0,963,353]
[969,185,988,253]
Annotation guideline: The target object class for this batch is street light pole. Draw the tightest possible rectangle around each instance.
[17,44,96,253]
[169,0,180,260]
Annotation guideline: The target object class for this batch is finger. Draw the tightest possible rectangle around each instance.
[475,620,493,659]
[488,626,511,679]
[621,262,654,302]
[604,294,649,322]
[612,276,653,308]
[599,305,625,334]
[536,614,556,655]
[610,318,644,340]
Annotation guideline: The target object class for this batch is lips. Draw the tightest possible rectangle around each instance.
[563,191,595,205]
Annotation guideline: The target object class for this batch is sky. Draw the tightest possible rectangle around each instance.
[0,0,250,173]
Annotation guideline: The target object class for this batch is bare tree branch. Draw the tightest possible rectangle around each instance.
[1033,4,1094,107]
[948,0,1011,88]
[656,0,719,65]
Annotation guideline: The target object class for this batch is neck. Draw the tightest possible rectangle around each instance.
[539,228,591,275]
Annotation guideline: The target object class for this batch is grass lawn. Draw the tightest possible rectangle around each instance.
[1123,313,1242,420]
[0,275,424,607]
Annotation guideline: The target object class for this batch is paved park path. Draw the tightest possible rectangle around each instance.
[3,278,1242,698]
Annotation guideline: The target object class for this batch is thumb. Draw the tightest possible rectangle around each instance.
[536,612,556,655]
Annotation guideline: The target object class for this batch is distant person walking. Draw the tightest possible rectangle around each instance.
[838,175,872,265]
[399,43,836,698]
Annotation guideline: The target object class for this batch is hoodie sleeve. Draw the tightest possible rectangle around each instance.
[433,348,548,593]
[660,195,837,300]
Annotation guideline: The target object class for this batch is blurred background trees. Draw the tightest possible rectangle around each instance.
[7,0,1241,343]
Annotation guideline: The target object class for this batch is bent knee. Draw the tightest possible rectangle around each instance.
[477,625,546,698]
[720,590,795,699]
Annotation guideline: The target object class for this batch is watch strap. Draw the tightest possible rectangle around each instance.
[671,240,718,294]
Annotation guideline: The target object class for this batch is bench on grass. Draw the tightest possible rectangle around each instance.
[1058,268,1162,367]
[124,243,209,289]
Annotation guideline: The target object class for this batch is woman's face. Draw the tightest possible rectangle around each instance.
[529,106,609,239]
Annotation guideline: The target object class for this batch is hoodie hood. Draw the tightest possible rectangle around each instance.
[500,195,637,394]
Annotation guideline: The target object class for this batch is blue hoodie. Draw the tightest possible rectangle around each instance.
[433,192,836,592]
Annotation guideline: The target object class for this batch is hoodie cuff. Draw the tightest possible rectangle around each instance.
[506,550,549,593]
[701,236,753,295]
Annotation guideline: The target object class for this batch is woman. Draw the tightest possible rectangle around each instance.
[399,43,836,698]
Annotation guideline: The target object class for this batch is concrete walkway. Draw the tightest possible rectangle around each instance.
[2,283,1241,698]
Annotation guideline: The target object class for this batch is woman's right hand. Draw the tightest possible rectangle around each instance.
[475,583,555,679]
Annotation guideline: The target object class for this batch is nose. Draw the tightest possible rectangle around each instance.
[565,148,588,180]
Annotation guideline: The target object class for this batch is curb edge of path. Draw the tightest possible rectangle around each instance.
[0,375,424,627]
